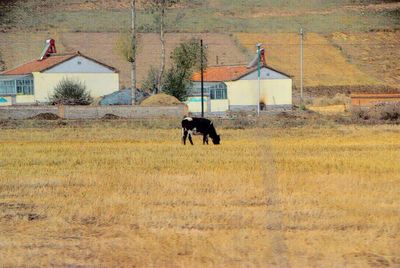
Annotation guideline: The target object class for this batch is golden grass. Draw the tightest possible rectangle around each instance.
[140,93,182,106]
[235,33,382,87]
[308,104,347,114]
[0,124,399,267]
[330,31,400,88]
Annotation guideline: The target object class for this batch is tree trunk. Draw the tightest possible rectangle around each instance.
[131,0,137,104]
[157,6,166,94]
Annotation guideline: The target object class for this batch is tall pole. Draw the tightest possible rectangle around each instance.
[300,28,304,102]
[257,43,261,116]
[131,0,137,105]
[201,39,204,118]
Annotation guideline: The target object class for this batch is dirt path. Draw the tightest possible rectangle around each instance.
[259,130,291,267]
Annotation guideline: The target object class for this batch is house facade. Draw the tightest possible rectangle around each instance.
[188,65,292,113]
[0,52,119,105]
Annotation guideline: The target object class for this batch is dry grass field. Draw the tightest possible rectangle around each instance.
[234,32,386,88]
[0,122,399,267]
[330,31,400,88]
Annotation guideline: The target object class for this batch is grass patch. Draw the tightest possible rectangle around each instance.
[1,2,399,33]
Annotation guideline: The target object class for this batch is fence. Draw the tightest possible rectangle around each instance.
[0,105,188,120]
[351,93,400,107]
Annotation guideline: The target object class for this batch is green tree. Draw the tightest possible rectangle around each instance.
[50,78,92,105]
[162,38,206,101]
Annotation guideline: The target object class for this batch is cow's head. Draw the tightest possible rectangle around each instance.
[212,135,221,145]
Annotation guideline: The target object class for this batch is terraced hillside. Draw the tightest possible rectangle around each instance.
[235,32,400,88]
[330,31,400,87]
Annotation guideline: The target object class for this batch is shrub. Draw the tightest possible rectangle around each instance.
[50,78,92,105]
[352,102,400,121]
[312,93,350,106]
[142,66,159,94]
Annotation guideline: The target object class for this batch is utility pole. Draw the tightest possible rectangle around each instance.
[256,43,262,116]
[201,39,204,118]
[131,0,137,104]
[300,28,304,102]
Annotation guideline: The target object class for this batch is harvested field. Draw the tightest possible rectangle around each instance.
[235,32,383,88]
[0,32,249,88]
[0,122,399,266]
[330,31,400,87]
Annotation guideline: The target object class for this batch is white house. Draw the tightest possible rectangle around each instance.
[0,51,119,105]
[188,65,292,113]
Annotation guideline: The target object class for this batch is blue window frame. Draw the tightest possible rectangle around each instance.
[0,79,34,95]
[0,80,15,95]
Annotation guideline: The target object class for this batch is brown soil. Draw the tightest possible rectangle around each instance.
[29,113,60,120]
[0,32,248,89]
[102,114,122,120]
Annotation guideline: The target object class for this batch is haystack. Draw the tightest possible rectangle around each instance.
[140,93,182,106]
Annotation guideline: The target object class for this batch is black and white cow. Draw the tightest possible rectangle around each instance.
[181,117,221,145]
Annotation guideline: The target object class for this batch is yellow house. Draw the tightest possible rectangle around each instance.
[0,52,119,105]
[189,65,292,113]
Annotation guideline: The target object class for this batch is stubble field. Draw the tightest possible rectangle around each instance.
[0,121,399,267]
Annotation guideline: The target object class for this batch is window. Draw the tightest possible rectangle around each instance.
[0,80,16,95]
[209,83,227,100]
[16,79,34,95]
[190,82,227,100]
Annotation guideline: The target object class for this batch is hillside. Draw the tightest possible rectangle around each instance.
[1,0,399,33]
[0,0,399,91]
[0,32,249,88]
[235,31,400,88]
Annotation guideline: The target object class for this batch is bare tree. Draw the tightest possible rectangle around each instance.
[131,0,137,104]
[142,0,179,94]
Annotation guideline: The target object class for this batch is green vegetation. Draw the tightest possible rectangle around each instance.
[50,78,92,105]
[163,38,205,101]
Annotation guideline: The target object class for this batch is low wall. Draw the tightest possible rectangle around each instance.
[351,94,400,107]
[0,105,188,120]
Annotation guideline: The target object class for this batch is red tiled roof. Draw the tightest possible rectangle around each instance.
[1,52,118,75]
[2,54,76,75]
[192,65,256,82]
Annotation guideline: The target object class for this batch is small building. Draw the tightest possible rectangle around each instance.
[188,65,292,113]
[0,51,119,105]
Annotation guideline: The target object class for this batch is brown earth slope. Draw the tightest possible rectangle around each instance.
[0,32,249,88]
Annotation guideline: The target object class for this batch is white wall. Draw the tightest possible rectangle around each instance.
[44,56,115,73]
[211,99,229,112]
[33,72,119,102]
[226,79,292,107]
[186,96,208,113]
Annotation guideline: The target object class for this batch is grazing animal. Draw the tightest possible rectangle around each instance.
[181,117,220,145]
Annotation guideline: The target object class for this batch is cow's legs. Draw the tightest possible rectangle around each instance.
[203,135,209,145]
[188,130,194,145]
[182,128,188,145]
